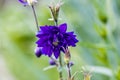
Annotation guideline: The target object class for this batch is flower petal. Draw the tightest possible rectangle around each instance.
[42,46,53,57]
[64,32,79,47]
[36,38,48,47]
[54,48,60,59]
[59,23,67,33]
[40,25,50,33]
[36,32,48,38]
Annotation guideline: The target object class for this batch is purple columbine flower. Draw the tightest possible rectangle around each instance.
[36,23,78,59]
[18,0,37,6]
[18,0,28,6]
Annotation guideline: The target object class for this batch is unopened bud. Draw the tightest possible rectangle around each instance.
[27,0,37,6]
[35,47,42,57]
[49,59,56,65]
[84,73,91,80]
[49,1,63,23]
[69,61,74,67]
[64,48,71,64]
[81,67,92,80]
[19,0,37,6]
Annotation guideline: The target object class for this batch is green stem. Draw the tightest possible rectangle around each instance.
[67,63,71,80]
[55,20,58,26]
[52,9,63,80]
[31,5,39,31]
[59,54,63,80]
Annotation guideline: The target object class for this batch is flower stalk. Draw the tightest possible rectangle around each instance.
[49,1,64,80]
[59,54,63,80]
[53,5,63,80]
[67,63,72,80]
[49,1,63,26]
[64,48,72,80]
[31,5,39,31]
[18,0,39,31]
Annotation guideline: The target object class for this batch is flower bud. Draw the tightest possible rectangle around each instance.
[35,47,42,57]
[49,59,56,65]
[69,61,74,67]
[81,67,92,80]
[27,0,37,6]
[49,1,63,23]
[18,0,37,6]
[64,48,71,64]
[84,72,91,80]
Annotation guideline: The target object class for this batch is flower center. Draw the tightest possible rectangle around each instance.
[53,42,59,46]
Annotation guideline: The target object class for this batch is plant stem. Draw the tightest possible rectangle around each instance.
[53,11,63,80]
[31,5,39,31]
[67,63,71,80]
[55,20,58,26]
[50,57,58,66]
[59,54,63,80]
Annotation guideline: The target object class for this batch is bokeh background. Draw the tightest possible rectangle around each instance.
[0,0,120,80]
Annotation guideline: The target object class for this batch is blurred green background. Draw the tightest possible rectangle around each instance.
[0,0,120,80]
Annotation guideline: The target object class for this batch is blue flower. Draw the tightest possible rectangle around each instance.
[36,23,78,59]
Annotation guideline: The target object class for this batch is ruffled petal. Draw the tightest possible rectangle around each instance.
[36,32,48,38]
[59,23,67,33]
[40,25,50,33]
[63,32,79,47]
[42,46,53,57]
[36,37,48,47]
[53,48,60,59]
